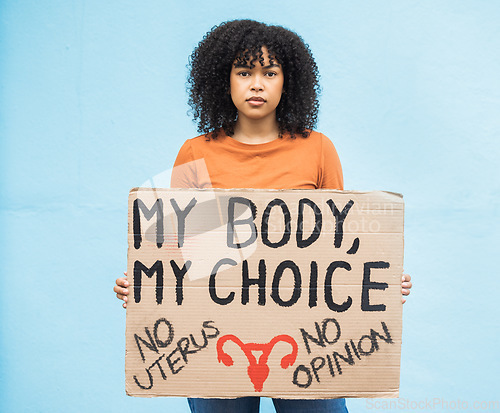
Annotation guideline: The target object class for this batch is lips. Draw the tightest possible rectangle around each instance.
[247,96,266,102]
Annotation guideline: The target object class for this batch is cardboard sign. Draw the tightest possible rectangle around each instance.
[125,188,404,399]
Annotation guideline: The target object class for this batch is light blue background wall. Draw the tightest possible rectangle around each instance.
[1,1,499,412]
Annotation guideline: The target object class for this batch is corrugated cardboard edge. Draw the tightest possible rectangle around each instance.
[129,187,403,199]
[125,388,400,399]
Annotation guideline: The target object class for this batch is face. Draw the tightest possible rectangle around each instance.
[229,47,284,123]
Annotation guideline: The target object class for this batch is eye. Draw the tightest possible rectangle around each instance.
[237,71,250,77]
[265,71,277,78]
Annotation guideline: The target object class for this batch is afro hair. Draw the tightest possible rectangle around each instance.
[187,19,321,139]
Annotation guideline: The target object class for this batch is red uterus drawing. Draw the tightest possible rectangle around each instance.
[216,334,298,392]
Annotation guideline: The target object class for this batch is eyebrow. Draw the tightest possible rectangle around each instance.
[263,63,281,69]
[233,63,281,69]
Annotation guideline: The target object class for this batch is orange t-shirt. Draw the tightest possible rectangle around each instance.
[171,130,343,190]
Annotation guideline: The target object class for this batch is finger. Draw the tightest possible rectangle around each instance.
[122,302,127,309]
[116,278,130,288]
[114,285,129,295]
[116,293,128,301]
[402,289,410,296]
[402,281,412,289]
[401,274,411,282]
[402,297,407,304]
[118,278,130,287]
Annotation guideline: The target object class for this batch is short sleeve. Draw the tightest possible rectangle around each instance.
[319,134,344,190]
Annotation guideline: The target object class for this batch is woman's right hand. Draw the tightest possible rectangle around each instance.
[114,272,129,308]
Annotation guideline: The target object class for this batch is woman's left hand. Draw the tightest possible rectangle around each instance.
[401,273,412,304]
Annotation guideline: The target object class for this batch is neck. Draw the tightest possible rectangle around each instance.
[232,115,280,144]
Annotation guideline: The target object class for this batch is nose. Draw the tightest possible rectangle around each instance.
[250,75,264,92]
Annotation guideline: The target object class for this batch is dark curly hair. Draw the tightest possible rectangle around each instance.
[187,19,320,139]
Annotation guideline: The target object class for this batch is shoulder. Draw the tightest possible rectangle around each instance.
[300,130,338,151]
[305,130,323,139]
[187,133,211,144]
[183,132,228,151]
[174,134,211,163]
[307,131,343,190]
[180,134,209,150]
[306,130,333,142]
[297,130,330,142]
[305,130,342,166]
[174,132,233,167]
